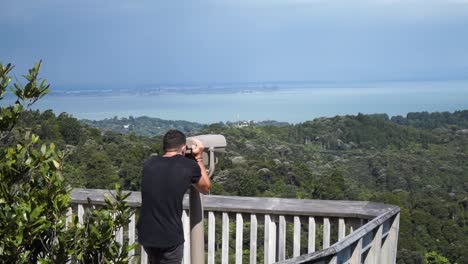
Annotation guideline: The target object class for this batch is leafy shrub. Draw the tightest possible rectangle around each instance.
[0,61,135,263]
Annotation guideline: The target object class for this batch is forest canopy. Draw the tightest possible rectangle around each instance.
[13,108,468,263]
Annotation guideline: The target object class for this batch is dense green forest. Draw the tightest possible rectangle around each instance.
[13,109,468,264]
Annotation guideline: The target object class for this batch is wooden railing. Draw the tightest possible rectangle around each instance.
[70,188,400,264]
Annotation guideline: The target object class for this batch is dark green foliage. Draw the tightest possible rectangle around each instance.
[67,187,136,264]
[0,131,70,263]
[314,169,346,200]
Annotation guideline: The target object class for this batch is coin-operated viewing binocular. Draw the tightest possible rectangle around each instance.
[186,134,227,178]
[185,135,227,262]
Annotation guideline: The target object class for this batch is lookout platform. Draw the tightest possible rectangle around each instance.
[70,188,400,264]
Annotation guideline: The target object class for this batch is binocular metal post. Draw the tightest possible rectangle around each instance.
[189,186,205,263]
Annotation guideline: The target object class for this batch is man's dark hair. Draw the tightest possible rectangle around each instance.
[163,130,186,151]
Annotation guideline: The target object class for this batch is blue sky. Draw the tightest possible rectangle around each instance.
[1,0,468,87]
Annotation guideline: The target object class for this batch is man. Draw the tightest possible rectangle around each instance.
[137,130,211,264]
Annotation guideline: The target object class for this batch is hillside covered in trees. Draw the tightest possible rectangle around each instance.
[13,109,468,264]
[82,116,204,136]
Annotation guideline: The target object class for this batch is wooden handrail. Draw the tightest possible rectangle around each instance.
[70,188,398,219]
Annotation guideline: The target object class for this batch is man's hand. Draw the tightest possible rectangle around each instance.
[190,138,210,194]
[190,138,204,161]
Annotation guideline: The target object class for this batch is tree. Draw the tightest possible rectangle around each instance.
[57,112,82,145]
[314,169,346,200]
[0,61,135,263]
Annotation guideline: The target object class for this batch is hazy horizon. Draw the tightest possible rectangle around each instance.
[26,78,468,91]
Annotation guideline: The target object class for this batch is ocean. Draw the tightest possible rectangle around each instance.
[3,81,468,124]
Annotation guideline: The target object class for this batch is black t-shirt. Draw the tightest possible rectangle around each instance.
[137,155,201,248]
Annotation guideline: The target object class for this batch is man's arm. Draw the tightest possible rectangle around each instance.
[190,139,211,194]
[194,159,211,194]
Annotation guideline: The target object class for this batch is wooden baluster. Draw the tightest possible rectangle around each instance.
[365,225,383,264]
[328,255,338,264]
[141,245,148,264]
[278,215,287,261]
[182,210,191,264]
[381,213,400,264]
[264,214,276,264]
[236,213,244,264]
[338,218,346,241]
[271,217,277,262]
[65,207,73,264]
[264,215,271,264]
[112,212,123,253]
[77,204,84,225]
[222,212,229,264]
[293,216,301,257]
[349,238,363,264]
[308,217,316,253]
[208,211,216,264]
[250,214,258,264]
[128,213,136,262]
[66,207,72,228]
[115,223,124,253]
[323,218,330,249]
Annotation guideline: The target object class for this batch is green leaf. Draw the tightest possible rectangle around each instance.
[30,205,44,220]
[16,226,24,245]
[41,144,46,155]
[52,160,60,169]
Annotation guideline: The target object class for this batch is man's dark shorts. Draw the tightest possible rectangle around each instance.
[144,243,184,264]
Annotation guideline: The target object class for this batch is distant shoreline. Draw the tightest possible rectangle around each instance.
[24,79,468,97]
[2,81,468,124]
